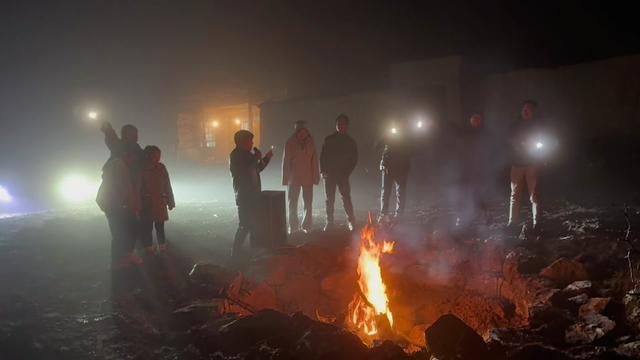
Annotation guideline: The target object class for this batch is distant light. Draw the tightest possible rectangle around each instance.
[212,120,220,128]
[87,111,98,121]
[390,127,398,134]
[536,142,544,149]
[59,174,95,203]
[0,185,12,203]
[417,121,423,129]
[234,118,242,126]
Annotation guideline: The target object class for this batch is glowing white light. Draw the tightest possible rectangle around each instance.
[0,185,12,203]
[417,121,423,128]
[88,111,98,120]
[390,127,398,134]
[234,118,241,126]
[536,142,544,149]
[59,174,95,203]
[212,120,220,128]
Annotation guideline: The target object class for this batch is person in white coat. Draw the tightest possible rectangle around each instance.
[282,121,320,233]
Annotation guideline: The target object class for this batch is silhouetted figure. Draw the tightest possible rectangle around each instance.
[320,114,357,231]
[282,121,320,233]
[507,100,544,231]
[99,121,145,266]
[97,149,141,268]
[140,145,175,254]
[230,130,273,258]
[378,121,415,221]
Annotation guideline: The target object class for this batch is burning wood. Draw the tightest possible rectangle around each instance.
[347,221,395,342]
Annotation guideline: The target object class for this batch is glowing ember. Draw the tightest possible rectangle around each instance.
[347,222,395,339]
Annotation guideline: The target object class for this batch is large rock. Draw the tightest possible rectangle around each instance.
[292,312,369,359]
[425,314,489,360]
[578,297,611,318]
[540,258,589,287]
[565,314,616,345]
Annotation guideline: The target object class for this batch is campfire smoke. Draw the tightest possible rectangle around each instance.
[347,221,395,342]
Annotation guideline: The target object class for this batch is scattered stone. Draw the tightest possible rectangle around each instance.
[565,314,616,345]
[540,258,589,287]
[425,314,489,360]
[508,344,571,360]
[564,280,592,297]
[529,305,575,346]
[616,341,640,358]
[623,292,640,331]
[489,327,544,348]
[579,297,611,318]
[568,294,590,308]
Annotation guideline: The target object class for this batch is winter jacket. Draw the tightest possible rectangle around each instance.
[377,136,414,175]
[230,148,270,204]
[282,135,320,186]
[140,162,175,222]
[320,132,358,178]
[96,157,141,215]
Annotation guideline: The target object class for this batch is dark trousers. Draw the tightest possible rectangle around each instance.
[380,170,408,216]
[140,220,166,247]
[324,176,355,224]
[106,208,137,263]
[233,198,258,257]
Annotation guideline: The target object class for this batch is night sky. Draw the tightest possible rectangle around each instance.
[0,0,638,177]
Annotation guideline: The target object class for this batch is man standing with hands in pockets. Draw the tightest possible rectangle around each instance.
[320,114,358,231]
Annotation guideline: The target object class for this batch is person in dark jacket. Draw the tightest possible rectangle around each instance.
[140,146,175,254]
[378,120,415,221]
[320,114,358,231]
[97,149,142,268]
[507,100,545,231]
[98,121,144,267]
[230,130,273,258]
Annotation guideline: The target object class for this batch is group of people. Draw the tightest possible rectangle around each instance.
[230,100,547,258]
[96,121,175,268]
[95,99,546,264]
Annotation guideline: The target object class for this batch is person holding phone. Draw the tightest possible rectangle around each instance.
[229,130,273,259]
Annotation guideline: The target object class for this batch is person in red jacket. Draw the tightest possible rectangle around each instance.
[140,146,175,254]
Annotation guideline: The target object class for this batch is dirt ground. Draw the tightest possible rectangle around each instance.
[0,193,635,359]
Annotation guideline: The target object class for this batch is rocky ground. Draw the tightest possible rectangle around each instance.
[1,198,640,359]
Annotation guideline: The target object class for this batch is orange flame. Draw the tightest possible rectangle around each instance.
[347,222,394,338]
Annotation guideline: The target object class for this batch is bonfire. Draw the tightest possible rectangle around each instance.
[347,221,395,343]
